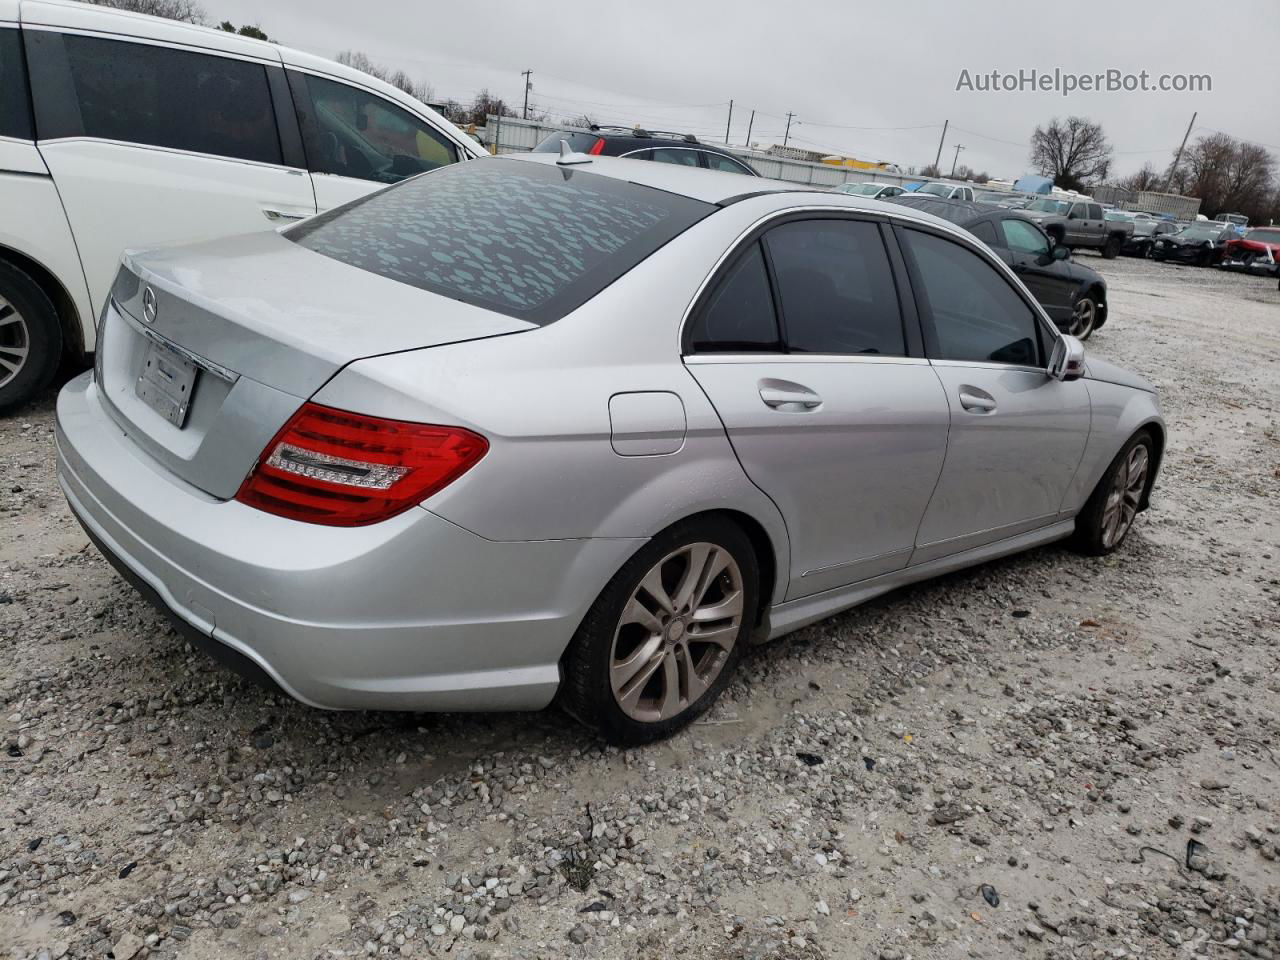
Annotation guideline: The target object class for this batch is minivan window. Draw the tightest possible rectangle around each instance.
[60,35,282,165]
[0,28,33,140]
[687,242,781,352]
[901,228,1041,367]
[301,74,457,184]
[702,152,754,175]
[765,219,904,356]
[289,158,714,325]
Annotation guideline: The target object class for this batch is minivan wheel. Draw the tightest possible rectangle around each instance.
[1071,431,1154,556]
[560,517,758,746]
[0,262,62,413]
[1069,295,1098,340]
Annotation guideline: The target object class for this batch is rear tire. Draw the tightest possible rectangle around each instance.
[0,261,62,413]
[1102,235,1121,259]
[559,516,758,746]
[1071,431,1154,556]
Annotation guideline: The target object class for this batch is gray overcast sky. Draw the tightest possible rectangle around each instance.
[216,0,1278,178]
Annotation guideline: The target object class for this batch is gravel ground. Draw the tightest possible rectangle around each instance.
[2,255,1278,960]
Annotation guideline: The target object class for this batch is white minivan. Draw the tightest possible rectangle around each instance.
[0,0,484,409]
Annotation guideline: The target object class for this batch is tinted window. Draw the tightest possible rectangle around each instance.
[62,35,281,164]
[1001,219,1050,256]
[289,159,713,325]
[533,131,603,153]
[303,74,457,184]
[901,229,1041,366]
[651,148,700,167]
[1088,204,1104,220]
[766,219,904,356]
[968,220,998,246]
[688,243,780,352]
[703,151,754,175]
[0,28,32,140]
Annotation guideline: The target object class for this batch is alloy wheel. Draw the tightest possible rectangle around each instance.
[0,295,29,389]
[609,542,744,723]
[1101,444,1149,548]
[1070,298,1096,339]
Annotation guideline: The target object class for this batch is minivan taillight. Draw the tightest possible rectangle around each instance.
[235,403,487,527]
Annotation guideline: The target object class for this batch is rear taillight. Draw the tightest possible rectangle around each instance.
[235,403,487,527]
[587,137,605,155]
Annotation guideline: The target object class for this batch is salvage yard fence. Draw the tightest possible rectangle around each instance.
[480,114,923,191]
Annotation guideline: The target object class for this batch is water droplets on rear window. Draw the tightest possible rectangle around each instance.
[289,160,712,325]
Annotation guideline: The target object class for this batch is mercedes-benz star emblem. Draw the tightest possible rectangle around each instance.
[142,286,158,324]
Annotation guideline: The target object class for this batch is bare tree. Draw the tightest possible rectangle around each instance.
[1117,162,1161,193]
[919,163,941,178]
[1029,116,1113,192]
[83,0,205,22]
[334,50,433,104]
[1172,133,1276,221]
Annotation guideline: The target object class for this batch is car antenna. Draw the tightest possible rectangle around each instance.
[557,139,592,166]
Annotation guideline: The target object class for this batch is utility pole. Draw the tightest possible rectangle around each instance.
[934,119,948,171]
[1165,111,1196,193]
[725,100,733,144]
[745,109,755,148]
[950,143,965,177]
[783,112,795,148]
[521,69,532,120]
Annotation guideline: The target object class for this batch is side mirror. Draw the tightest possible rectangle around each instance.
[1052,244,1071,261]
[1048,334,1085,382]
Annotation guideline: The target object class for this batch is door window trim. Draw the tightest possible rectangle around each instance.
[892,220,1059,369]
[680,208,926,359]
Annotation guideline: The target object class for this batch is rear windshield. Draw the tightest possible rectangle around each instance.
[288,158,713,325]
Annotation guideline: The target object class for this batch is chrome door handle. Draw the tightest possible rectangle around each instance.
[262,208,307,223]
[759,379,822,410]
[958,387,997,413]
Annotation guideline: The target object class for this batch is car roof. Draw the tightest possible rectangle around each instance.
[883,194,1016,226]
[504,153,976,234]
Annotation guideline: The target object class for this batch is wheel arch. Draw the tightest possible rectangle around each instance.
[1083,281,1108,327]
[0,243,86,361]
[1132,419,1164,511]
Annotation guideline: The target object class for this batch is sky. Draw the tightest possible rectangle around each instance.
[212,0,1279,180]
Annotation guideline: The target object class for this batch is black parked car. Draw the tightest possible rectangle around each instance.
[887,196,1108,339]
[533,126,760,176]
[1150,222,1237,266]
[1106,211,1179,257]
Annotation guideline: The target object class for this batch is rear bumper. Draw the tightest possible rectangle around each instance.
[56,371,640,711]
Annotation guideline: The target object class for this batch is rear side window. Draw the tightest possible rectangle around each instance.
[60,34,281,164]
[900,228,1041,366]
[1088,204,1104,220]
[967,220,998,246]
[289,158,713,325]
[703,152,755,176]
[765,219,905,356]
[651,148,700,167]
[300,74,457,184]
[0,28,33,140]
[687,242,781,352]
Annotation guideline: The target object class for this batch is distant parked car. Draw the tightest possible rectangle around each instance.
[1105,211,1178,258]
[1151,222,1237,266]
[0,0,483,410]
[913,182,976,201]
[1022,198,1132,258]
[889,196,1108,339]
[1214,212,1249,228]
[1220,226,1280,276]
[834,182,905,199]
[532,126,760,176]
[975,189,1032,209]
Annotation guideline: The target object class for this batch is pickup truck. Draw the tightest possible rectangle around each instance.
[1020,198,1133,259]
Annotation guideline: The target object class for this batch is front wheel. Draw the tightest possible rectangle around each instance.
[1102,235,1121,259]
[1069,295,1098,340]
[1071,431,1154,556]
[559,517,758,745]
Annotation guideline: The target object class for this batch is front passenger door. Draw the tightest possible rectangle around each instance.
[898,227,1090,562]
[999,218,1076,325]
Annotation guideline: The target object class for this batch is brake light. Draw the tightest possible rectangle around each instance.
[587,137,605,155]
[235,403,487,526]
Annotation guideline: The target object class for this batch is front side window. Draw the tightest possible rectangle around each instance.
[687,242,780,352]
[901,228,1041,367]
[702,151,753,175]
[303,74,457,184]
[61,35,281,164]
[0,28,32,140]
[765,219,904,356]
[289,158,713,325]
[650,148,699,167]
[1001,218,1051,256]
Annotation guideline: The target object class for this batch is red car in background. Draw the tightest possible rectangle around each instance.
[1221,226,1280,276]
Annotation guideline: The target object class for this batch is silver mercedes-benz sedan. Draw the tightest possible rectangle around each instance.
[56,150,1164,745]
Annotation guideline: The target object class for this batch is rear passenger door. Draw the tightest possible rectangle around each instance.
[24,27,316,316]
[684,216,951,598]
[285,69,463,211]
